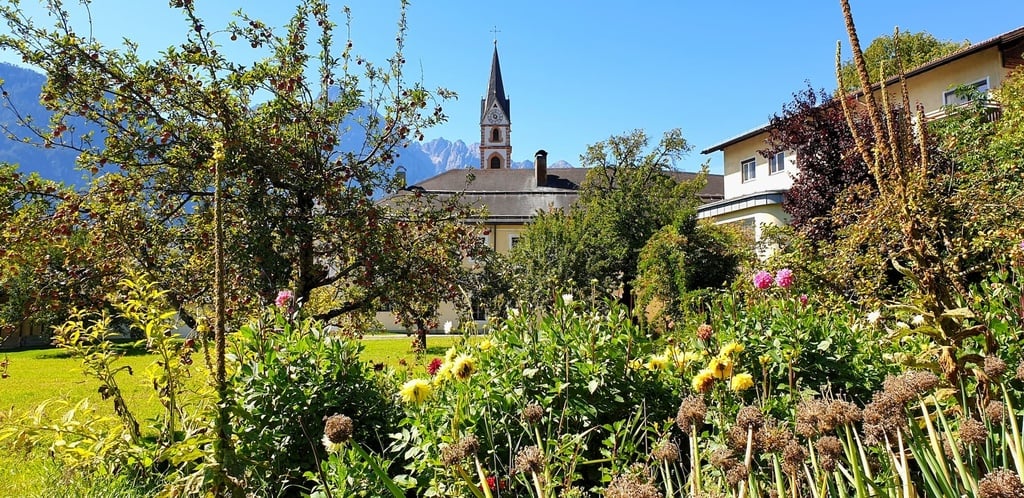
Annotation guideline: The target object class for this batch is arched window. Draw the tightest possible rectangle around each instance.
[489,156,501,169]
[491,128,501,142]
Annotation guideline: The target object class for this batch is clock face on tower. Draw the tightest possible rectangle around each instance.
[487,110,502,123]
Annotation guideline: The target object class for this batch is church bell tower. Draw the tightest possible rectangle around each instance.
[480,42,511,169]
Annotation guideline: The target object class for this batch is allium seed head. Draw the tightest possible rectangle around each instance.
[781,441,807,476]
[795,399,826,438]
[523,403,544,425]
[710,447,736,469]
[440,443,463,466]
[605,470,662,498]
[984,355,1008,381]
[676,396,707,434]
[815,436,843,472]
[513,445,544,475]
[757,419,794,454]
[985,401,1006,425]
[459,435,479,457]
[978,469,1024,498]
[322,414,353,453]
[324,414,353,445]
[736,405,765,430]
[726,465,749,487]
[959,418,988,446]
[652,440,680,463]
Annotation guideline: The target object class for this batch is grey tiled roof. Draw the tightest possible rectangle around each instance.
[398,168,724,224]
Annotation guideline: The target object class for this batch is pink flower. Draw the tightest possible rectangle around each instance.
[275,290,293,307]
[798,294,808,306]
[696,323,713,341]
[753,270,773,290]
[774,268,794,289]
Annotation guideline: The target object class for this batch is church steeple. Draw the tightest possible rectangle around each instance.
[484,44,509,119]
[480,41,511,169]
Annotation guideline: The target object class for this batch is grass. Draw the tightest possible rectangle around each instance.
[0,334,465,416]
[359,333,464,369]
[0,333,471,495]
[0,347,167,421]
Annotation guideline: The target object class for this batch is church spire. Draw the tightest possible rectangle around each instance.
[480,40,511,169]
[483,43,509,119]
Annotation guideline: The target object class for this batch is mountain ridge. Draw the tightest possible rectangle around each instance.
[0,63,575,187]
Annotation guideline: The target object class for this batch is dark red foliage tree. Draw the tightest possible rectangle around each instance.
[761,85,875,242]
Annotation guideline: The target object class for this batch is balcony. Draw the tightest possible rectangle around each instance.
[923,100,1002,122]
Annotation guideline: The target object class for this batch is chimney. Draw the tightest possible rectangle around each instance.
[535,149,548,187]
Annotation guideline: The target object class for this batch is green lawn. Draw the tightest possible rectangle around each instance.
[0,334,470,496]
[0,334,465,417]
[359,333,464,368]
[0,347,165,421]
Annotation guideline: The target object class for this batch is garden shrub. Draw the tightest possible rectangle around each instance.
[227,309,400,494]
[391,297,686,496]
[634,219,748,332]
[678,271,895,407]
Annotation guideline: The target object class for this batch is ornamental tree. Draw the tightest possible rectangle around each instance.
[0,166,106,335]
[762,85,875,242]
[0,0,482,332]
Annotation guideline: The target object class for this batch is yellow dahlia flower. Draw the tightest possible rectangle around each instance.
[399,378,432,404]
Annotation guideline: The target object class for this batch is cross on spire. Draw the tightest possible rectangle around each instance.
[490,26,501,45]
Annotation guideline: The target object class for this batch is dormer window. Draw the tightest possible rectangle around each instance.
[491,128,501,142]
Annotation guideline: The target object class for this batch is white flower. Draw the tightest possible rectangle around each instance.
[911,314,925,326]
[561,293,574,305]
[443,321,453,334]
[866,310,882,324]
[322,433,345,454]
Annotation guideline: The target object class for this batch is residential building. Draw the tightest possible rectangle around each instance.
[698,26,1024,251]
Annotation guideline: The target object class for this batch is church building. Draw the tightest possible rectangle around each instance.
[377,42,724,331]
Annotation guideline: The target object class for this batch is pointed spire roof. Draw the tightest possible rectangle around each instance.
[483,44,510,118]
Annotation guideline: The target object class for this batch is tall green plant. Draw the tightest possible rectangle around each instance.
[1,274,214,490]
[227,307,400,493]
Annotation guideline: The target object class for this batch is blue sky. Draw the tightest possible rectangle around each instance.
[2,1,1023,173]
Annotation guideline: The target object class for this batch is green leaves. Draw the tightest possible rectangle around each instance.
[508,129,709,307]
[0,0,472,337]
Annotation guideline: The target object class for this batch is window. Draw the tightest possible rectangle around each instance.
[741,158,756,182]
[943,78,989,106]
[509,234,521,250]
[468,234,490,263]
[491,128,501,142]
[769,152,785,175]
[489,156,501,169]
[471,297,487,321]
[728,218,756,242]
